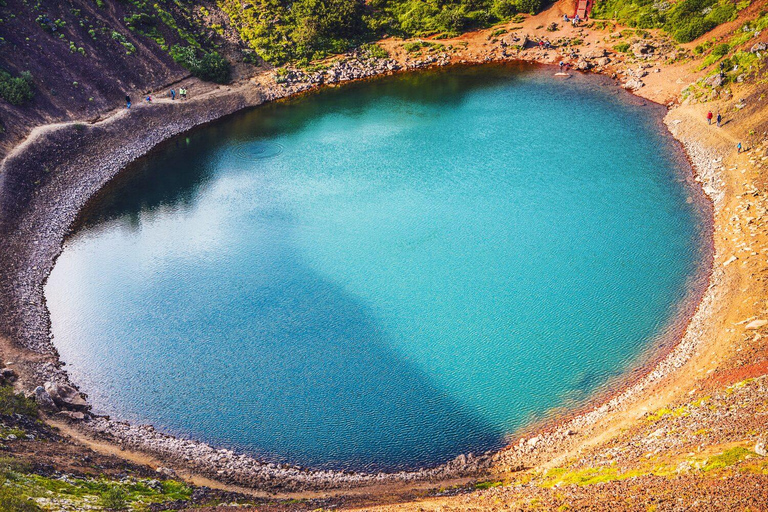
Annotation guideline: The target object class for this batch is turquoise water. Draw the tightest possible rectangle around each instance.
[46,64,710,472]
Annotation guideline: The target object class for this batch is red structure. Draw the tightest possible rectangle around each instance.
[574,0,594,20]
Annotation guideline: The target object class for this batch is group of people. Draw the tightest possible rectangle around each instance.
[706,110,723,127]
[563,13,582,26]
[707,110,745,154]
[170,87,188,100]
[537,38,553,50]
[124,87,190,109]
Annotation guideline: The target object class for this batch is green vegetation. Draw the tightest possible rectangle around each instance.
[613,41,630,52]
[474,479,503,489]
[170,45,231,83]
[402,39,443,52]
[219,0,544,65]
[0,386,37,416]
[592,0,749,42]
[360,42,390,59]
[703,447,756,472]
[542,466,646,487]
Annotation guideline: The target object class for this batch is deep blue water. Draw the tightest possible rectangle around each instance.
[46,64,710,472]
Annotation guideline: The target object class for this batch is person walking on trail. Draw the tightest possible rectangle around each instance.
[125,95,131,109]
[717,112,722,127]
[707,111,713,125]
[171,88,176,100]
[737,142,742,153]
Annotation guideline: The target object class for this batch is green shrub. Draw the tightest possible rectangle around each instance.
[170,45,231,83]
[0,487,41,512]
[360,42,389,59]
[0,385,37,416]
[0,70,34,105]
[98,487,126,510]
[711,42,731,57]
[613,42,630,52]
[492,0,517,19]
[514,0,541,14]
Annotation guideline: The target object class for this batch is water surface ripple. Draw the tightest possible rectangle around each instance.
[46,64,710,472]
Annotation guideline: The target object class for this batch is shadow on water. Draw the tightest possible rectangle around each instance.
[61,65,548,472]
[69,195,505,472]
[76,63,535,230]
[142,244,504,471]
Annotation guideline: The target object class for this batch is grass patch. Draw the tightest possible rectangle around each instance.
[402,40,444,53]
[542,466,645,487]
[0,386,37,417]
[592,0,746,43]
[702,447,756,472]
[474,480,503,490]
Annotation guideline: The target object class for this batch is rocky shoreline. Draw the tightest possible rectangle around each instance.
[0,44,723,492]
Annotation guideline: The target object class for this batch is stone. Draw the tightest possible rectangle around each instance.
[145,479,164,492]
[745,319,767,330]
[57,410,86,421]
[595,57,611,66]
[756,436,767,457]
[584,48,607,59]
[44,382,90,411]
[156,467,178,478]
[631,42,654,58]
[705,73,724,88]
[32,386,57,410]
[0,368,17,382]
[623,78,645,91]
[750,42,766,54]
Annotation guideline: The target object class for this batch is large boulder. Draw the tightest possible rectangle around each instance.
[44,382,90,411]
[631,42,654,58]
[705,73,724,88]
[584,48,607,59]
[756,435,767,457]
[32,386,57,410]
[623,78,645,91]
[750,42,766,54]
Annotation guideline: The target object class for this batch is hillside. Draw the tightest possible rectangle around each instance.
[1,0,768,510]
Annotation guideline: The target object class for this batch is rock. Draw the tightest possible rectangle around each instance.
[745,319,767,330]
[57,410,86,421]
[595,57,611,66]
[756,436,767,457]
[584,48,607,59]
[751,42,766,53]
[32,386,57,410]
[145,479,164,492]
[705,73,724,88]
[156,467,178,478]
[631,42,654,58]
[527,436,540,447]
[623,78,645,91]
[44,382,90,411]
[0,368,17,382]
